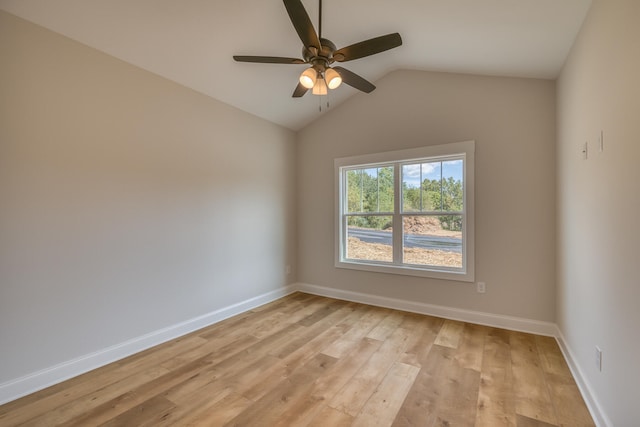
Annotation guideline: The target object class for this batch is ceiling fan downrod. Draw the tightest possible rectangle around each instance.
[318,0,322,39]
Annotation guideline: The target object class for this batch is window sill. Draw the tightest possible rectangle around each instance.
[335,259,474,282]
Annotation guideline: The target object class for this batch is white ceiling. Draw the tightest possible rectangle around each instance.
[0,0,592,131]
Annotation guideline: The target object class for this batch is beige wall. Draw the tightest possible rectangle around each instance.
[8,3,639,423]
[557,1,640,425]
[297,70,556,321]
[0,11,296,383]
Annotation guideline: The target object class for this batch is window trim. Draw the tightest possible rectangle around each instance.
[334,141,475,282]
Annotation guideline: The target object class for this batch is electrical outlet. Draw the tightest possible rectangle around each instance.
[477,282,486,293]
[285,265,291,275]
[595,346,602,371]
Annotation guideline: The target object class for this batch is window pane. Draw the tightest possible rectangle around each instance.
[403,162,444,212]
[346,215,393,262]
[347,167,394,213]
[362,168,378,212]
[402,215,462,268]
[346,170,363,213]
[442,160,463,212]
[402,164,421,212]
[421,162,442,211]
[378,166,394,212]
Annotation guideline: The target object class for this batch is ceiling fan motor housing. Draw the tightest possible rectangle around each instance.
[303,38,337,73]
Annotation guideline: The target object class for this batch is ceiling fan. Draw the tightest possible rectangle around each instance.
[233,0,402,97]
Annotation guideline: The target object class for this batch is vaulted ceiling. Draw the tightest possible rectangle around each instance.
[0,0,592,130]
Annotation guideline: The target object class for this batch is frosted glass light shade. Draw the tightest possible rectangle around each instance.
[299,68,317,89]
[325,68,342,89]
[312,78,328,95]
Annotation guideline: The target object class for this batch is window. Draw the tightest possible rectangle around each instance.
[335,141,475,282]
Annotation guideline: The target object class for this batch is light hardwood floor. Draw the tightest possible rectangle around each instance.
[0,293,595,426]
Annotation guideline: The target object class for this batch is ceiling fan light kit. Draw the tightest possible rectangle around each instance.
[324,68,342,89]
[311,77,328,95]
[299,68,317,89]
[233,0,402,98]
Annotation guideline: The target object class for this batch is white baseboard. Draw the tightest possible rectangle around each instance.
[0,284,296,406]
[296,282,557,336]
[554,327,611,427]
[0,281,610,427]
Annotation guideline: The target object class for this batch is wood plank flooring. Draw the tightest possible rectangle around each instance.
[0,293,595,426]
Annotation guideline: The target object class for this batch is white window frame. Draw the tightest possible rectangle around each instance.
[334,141,475,282]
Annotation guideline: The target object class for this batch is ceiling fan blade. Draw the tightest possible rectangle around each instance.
[333,33,402,62]
[283,0,321,51]
[333,66,376,93]
[292,82,309,97]
[233,56,306,64]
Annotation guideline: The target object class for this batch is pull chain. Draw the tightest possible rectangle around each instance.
[318,91,331,113]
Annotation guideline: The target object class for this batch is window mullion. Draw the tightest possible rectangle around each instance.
[419,163,423,211]
[392,163,403,265]
[377,168,380,212]
[440,161,444,211]
[341,171,348,260]
[359,170,363,212]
